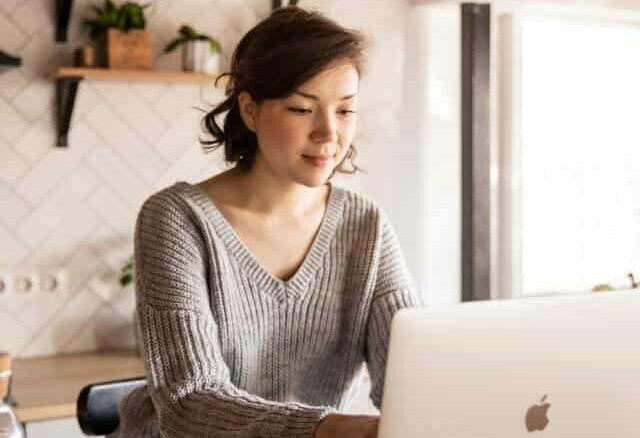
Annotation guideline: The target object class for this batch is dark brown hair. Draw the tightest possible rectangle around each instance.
[200,6,368,176]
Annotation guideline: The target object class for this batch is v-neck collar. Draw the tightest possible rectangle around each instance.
[177,180,345,302]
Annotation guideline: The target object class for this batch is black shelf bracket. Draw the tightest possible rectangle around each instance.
[56,76,82,147]
[0,50,21,71]
[56,0,74,42]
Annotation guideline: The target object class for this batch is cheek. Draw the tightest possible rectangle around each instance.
[343,120,357,140]
[338,119,357,147]
[259,113,303,144]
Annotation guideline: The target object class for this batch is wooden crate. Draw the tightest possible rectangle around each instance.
[106,29,152,70]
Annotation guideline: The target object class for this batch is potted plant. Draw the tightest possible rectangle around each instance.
[164,25,221,73]
[592,272,639,292]
[85,0,153,69]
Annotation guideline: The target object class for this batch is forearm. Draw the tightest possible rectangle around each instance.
[313,413,379,438]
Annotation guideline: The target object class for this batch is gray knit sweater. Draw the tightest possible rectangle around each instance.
[112,181,421,438]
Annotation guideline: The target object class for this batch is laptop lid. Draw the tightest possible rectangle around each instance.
[378,290,640,438]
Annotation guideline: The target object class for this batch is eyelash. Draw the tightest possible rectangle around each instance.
[288,108,357,116]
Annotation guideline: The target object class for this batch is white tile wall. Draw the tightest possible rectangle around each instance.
[12,80,53,122]
[0,139,29,184]
[0,184,28,228]
[0,227,29,269]
[11,0,53,37]
[0,13,27,53]
[13,115,56,164]
[0,98,28,143]
[0,0,407,415]
[0,68,31,101]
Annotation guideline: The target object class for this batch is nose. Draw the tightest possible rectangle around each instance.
[311,110,338,145]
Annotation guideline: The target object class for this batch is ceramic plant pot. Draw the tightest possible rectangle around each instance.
[182,40,219,73]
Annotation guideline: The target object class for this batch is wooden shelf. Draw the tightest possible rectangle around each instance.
[55,68,227,147]
[12,349,145,422]
[56,67,227,85]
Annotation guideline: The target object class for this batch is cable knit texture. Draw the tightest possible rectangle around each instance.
[110,181,422,438]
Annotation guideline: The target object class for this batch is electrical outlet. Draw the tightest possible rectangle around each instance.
[0,270,70,295]
[39,272,59,292]
[14,273,36,294]
[43,270,68,293]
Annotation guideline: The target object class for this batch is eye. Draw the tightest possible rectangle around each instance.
[288,107,358,117]
[288,107,312,114]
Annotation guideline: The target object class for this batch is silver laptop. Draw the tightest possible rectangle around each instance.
[378,290,640,437]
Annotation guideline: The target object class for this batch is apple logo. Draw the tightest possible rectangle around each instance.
[525,394,551,432]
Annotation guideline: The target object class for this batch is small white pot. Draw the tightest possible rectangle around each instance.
[182,40,220,73]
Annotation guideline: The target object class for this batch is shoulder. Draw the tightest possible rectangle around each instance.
[139,183,177,213]
[136,182,206,239]
[139,181,211,218]
[333,184,390,233]
[332,187,391,243]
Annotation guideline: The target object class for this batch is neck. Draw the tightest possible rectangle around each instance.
[223,164,330,218]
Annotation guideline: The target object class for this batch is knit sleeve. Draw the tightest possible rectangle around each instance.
[365,210,423,410]
[133,189,333,438]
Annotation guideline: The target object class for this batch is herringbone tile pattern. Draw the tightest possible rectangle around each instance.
[0,0,248,357]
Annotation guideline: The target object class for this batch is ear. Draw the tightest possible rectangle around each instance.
[238,91,258,133]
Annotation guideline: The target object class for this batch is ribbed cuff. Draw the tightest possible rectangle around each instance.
[256,405,335,438]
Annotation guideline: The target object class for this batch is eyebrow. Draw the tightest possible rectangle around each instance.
[294,91,357,101]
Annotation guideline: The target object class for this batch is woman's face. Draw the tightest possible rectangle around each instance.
[239,60,359,187]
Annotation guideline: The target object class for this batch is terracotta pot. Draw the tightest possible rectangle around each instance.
[106,28,152,69]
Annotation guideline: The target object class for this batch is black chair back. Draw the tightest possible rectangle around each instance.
[76,376,146,436]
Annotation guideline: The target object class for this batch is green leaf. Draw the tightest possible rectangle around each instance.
[173,24,220,52]
[88,0,147,39]
[179,25,198,39]
[115,11,126,30]
[209,38,220,54]
[134,13,146,29]
[105,0,117,15]
[593,283,614,292]
[163,37,186,53]
[119,273,133,287]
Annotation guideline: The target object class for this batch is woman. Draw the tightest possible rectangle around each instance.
[113,6,421,438]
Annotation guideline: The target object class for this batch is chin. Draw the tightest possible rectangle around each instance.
[297,178,329,188]
[294,172,332,188]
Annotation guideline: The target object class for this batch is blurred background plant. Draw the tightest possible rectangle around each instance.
[85,0,150,39]
[163,24,221,55]
[119,255,134,288]
[592,272,638,292]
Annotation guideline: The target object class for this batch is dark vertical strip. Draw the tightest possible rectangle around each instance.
[461,3,491,301]
[56,0,74,42]
[56,77,81,147]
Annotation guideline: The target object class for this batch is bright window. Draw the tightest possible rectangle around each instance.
[518,16,640,295]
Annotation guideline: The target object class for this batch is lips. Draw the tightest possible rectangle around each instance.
[303,155,332,167]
